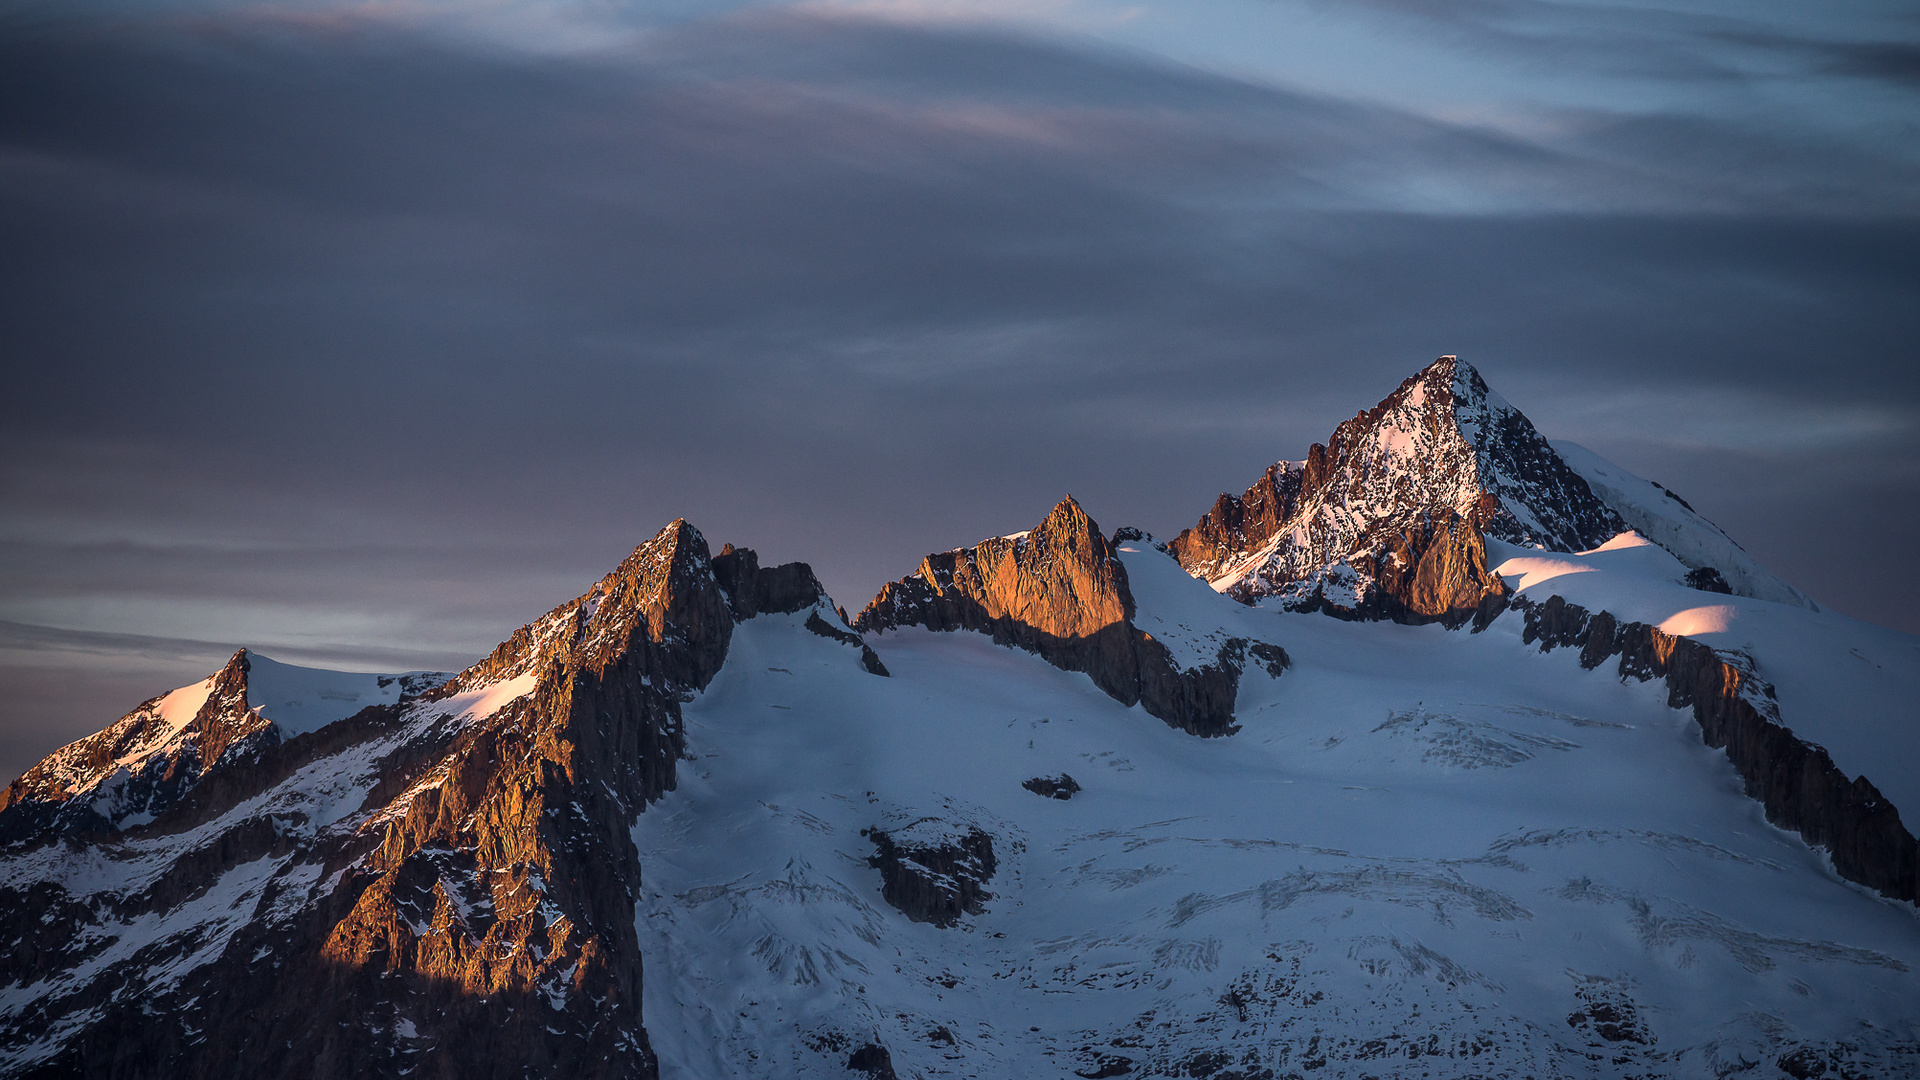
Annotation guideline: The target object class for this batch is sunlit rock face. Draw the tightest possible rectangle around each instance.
[1170,355,1622,622]
[0,519,853,1080]
[0,651,452,843]
[856,496,1286,736]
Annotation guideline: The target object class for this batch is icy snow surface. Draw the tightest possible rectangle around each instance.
[635,545,1920,1079]
[244,652,438,737]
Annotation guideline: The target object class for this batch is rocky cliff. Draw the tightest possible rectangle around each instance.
[1170,355,1620,621]
[1499,593,1919,904]
[855,497,1286,736]
[0,520,871,1079]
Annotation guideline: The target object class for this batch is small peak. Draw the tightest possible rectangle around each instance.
[1037,494,1100,537]
[613,518,710,575]
[1403,354,1489,407]
[1414,354,1463,382]
[1044,491,1090,518]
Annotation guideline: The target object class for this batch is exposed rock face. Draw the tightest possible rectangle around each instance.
[0,518,861,1079]
[0,650,268,840]
[712,542,891,674]
[804,612,891,676]
[863,823,998,928]
[0,651,451,844]
[712,542,830,620]
[1022,774,1081,800]
[1507,594,1919,904]
[855,497,1285,736]
[1170,356,1620,621]
[857,494,1135,666]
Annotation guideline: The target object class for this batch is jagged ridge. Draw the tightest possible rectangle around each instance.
[0,652,450,843]
[856,496,1286,737]
[0,520,875,1079]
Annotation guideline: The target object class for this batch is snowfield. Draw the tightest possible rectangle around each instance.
[634,542,1920,1080]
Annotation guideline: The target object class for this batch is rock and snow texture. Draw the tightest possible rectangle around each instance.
[1551,440,1816,609]
[636,544,1920,1080]
[856,497,1286,737]
[1170,356,1623,617]
[3,514,1917,1080]
[0,519,809,1079]
[2,358,1917,1080]
[1484,531,1920,831]
[1159,354,1916,904]
[0,650,449,840]
[1170,355,1815,626]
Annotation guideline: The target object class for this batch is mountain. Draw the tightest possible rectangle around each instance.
[0,650,449,841]
[0,521,878,1078]
[1168,356,1622,622]
[3,359,1918,1080]
[1167,355,1811,622]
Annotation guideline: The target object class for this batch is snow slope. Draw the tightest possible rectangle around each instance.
[243,652,446,737]
[1486,531,1920,825]
[634,547,1920,1080]
[1553,442,1815,610]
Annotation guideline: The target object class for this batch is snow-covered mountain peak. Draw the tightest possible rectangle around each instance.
[0,648,453,840]
[1170,355,1817,622]
[1296,353,1623,556]
[1169,355,1622,619]
[449,517,740,702]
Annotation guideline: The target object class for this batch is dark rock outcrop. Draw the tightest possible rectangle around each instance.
[1023,773,1081,800]
[805,612,891,676]
[1685,566,1734,595]
[847,1043,900,1080]
[1278,513,1509,628]
[1508,594,1919,905]
[864,824,998,928]
[712,543,829,620]
[1247,642,1291,678]
[855,496,1284,736]
[711,542,890,675]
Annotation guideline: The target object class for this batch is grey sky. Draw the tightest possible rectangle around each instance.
[1,0,1916,783]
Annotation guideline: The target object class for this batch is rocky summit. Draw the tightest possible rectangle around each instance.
[1168,355,1623,619]
[4,358,1919,1080]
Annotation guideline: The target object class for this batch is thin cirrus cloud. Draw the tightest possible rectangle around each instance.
[0,0,1916,784]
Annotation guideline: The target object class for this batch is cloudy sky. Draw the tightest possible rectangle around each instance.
[2,0,1916,781]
